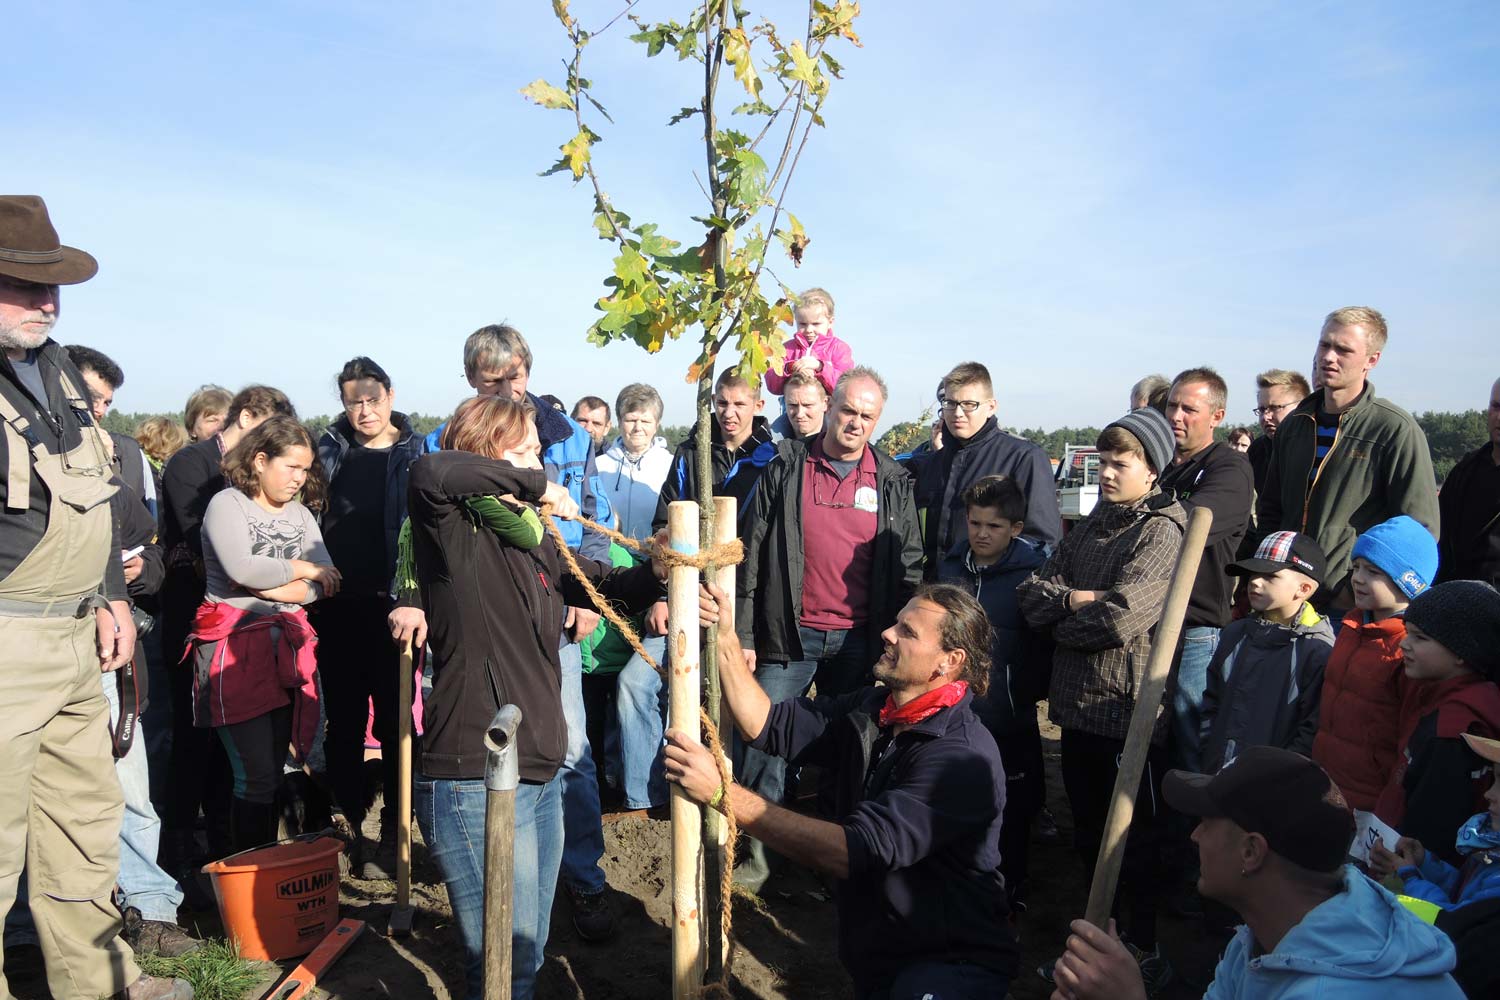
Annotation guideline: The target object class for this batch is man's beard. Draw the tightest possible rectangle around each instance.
[0,320,52,351]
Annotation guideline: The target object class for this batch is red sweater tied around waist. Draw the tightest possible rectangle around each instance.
[183,602,320,758]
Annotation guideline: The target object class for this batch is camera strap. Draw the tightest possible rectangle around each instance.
[111,653,142,759]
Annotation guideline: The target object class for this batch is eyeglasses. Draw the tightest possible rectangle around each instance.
[1251,402,1296,418]
[343,394,389,414]
[940,399,986,414]
[812,470,872,509]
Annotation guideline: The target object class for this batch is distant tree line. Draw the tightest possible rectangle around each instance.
[102,408,1487,485]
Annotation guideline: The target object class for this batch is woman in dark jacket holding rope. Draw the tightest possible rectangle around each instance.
[399,394,666,1000]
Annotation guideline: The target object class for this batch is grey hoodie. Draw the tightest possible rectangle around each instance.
[1200,601,1336,773]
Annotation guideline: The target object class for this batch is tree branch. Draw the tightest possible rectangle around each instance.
[566,34,628,245]
[592,0,638,36]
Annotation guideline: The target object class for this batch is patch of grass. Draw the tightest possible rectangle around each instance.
[137,939,262,1000]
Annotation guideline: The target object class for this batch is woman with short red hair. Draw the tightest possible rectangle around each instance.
[402,394,665,1000]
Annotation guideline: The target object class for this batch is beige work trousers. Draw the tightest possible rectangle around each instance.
[0,613,138,1000]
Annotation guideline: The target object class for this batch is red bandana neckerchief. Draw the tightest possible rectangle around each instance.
[878,681,968,729]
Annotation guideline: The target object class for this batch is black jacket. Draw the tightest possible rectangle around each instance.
[106,431,164,611]
[1247,432,1275,494]
[1158,441,1253,629]
[653,416,777,536]
[915,417,1061,575]
[1436,444,1500,587]
[937,536,1051,740]
[736,439,923,662]
[749,687,1018,992]
[317,411,426,593]
[1200,603,1335,773]
[407,451,661,783]
[0,342,126,599]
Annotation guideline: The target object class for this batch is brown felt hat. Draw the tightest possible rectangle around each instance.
[0,196,98,285]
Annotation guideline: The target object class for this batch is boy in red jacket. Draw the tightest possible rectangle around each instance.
[1373,581,1500,865]
[1311,515,1438,810]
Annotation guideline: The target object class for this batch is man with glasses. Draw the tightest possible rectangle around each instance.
[0,196,190,998]
[1247,368,1311,494]
[916,361,1061,577]
[315,356,425,878]
[732,366,923,892]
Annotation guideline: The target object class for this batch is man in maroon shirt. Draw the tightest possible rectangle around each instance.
[734,366,924,892]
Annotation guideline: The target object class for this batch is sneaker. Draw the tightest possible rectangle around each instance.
[568,884,617,942]
[119,975,195,1000]
[122,907,202,958]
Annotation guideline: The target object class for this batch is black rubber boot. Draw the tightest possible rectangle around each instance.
[229,797,279,853]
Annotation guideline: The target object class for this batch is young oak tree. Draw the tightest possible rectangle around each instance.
[524,0,861,981]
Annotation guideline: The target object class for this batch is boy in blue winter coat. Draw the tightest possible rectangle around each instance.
[1378,732,1500,912]
[1374,731,1500,1000]
[938,474,1048,908]
[1200,531,1335,773]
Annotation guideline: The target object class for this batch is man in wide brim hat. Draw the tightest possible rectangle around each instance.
[0,197,193,999]
[0,194,98,285]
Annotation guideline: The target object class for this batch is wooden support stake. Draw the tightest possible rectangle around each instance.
[1085,505,1213,930]
[704,495,736,972]
[668,501,706,998]
[389,639,415,936]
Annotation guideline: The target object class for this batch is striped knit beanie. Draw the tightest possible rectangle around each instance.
[1104,407,1175,475]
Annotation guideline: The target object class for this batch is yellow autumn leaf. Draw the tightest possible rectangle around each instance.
[552,0,574,29]
[786,42,825,95]
[561,129,593,179]
[520,79,574,111]
[723,28,762,100]
[829,0,863,47]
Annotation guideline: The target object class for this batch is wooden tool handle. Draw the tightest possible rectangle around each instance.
[397,639,414,910]
[1084,505,1213,930]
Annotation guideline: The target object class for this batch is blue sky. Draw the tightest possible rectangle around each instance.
[10,1,1499,432]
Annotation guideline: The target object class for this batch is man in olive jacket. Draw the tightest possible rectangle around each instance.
[734,366,924,892]
[1257,307,1439,612]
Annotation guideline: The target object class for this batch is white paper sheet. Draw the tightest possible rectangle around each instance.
[1349,809,1401,862]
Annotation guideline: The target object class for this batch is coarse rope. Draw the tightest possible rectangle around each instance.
[540,505,741,998]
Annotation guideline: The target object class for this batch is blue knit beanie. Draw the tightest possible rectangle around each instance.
[1350,515,1438,599]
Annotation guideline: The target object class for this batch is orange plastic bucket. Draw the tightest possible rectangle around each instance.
[201,835,344,960]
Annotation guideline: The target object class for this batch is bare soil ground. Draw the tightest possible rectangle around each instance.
[5,708,1229,999]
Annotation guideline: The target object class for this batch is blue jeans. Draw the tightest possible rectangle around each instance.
[1171,626,1220,774]
[103,673,184,922]
[616,635,668,810]
[415,775,563,1000]
[735,625,867,889]
[739,625,870,803]
[4,671,184,947]
[558,639,607,894]
[856,960,1011,1000]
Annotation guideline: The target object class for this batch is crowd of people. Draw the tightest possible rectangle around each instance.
[3,193,1500,1000]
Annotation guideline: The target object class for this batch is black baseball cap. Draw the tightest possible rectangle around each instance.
[1226,530,1326,588]
[1162,747,1354,873]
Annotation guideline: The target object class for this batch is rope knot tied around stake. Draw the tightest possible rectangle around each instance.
[539,505,743,996]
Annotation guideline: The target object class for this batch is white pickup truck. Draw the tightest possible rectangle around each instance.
[1055,443,1100,522]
